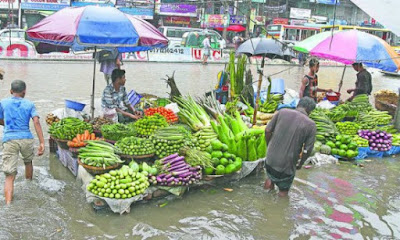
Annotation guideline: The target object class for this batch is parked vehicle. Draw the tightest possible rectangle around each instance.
[158,26,225,48]
[181,31,221,49]
[0,28,26,43]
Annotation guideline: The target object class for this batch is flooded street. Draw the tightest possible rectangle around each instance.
[0,61,400,239]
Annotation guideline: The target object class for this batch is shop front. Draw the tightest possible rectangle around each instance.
[155,1,198,27]
[21,0,70,28]
[116,0,154,20]
[0,0,18,28]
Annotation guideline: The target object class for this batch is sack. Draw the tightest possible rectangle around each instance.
[97,50,118,62]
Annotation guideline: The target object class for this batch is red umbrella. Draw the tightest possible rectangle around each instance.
[215,25,246,32]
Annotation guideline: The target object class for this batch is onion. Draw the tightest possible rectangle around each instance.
[372,136,376,140]
[380,133,385,137]
[374,147,379,151]
[367,132,372,137]
[371,143,377,147]
[364,136,369,140]
[369,139,374,143]
[377,144,382,148]
[372,131,376,135]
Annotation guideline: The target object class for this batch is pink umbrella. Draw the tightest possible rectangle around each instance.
[215,25,246,32]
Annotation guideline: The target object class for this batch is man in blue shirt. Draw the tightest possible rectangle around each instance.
[0,80,45,205]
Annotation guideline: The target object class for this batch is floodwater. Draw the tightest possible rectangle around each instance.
[0,61,400,239]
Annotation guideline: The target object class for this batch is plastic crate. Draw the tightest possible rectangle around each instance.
[67,156,79,177]
[65,100,86,111]
[57,146,69,167]
[127,90,142,107]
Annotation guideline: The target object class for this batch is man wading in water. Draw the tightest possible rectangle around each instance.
[0,80,45,205]
[264,97,317,197]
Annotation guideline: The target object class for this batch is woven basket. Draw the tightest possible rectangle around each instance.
[375,99,397,117]
[53,138,69,150]
[69,147,82,158]
[105,139,116,145]
[78,158,121,175]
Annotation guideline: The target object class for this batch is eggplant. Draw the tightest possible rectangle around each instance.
[173,169,190,176]
[179,172,193,178]
[156,176,162,182]
[168,163,188,171]
[165,174,172,179]
[166,156,185,166]
[161,153,179,163]
[158,173,166,178]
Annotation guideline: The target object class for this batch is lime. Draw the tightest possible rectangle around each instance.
[225,164,237,174]
[326,141,335,149]
[204,167,214,175]
[335,141,342,147]
[338,149,346,157]
[346,150,355,158]
[336,135,342,142]
[340,144,348,151]
[220,158,229,166]
[331,148,338,155]
[211,158,220,166]
[215,165,225,175]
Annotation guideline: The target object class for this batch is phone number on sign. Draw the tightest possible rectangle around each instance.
[149,48,185,54]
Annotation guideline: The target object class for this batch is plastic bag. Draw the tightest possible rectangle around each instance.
[52,108,84,120]
[283,88,299,104]
[165,103,180,113]
[102,108,118,123]
[317,100,336,110]
[304,153,338,166]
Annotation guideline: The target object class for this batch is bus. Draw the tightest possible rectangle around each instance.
[320,25,397,45]
[266,24,320,44]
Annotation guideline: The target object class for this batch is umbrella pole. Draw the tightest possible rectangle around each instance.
[91,47,97,119]
[252,56,265,125]
[338,65,347,93]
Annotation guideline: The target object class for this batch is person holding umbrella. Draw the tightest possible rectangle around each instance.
[299,58,332,102]
[346,62,372,101]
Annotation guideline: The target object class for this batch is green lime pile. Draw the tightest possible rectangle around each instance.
[203,140,242,175]
[324,135,359,159]
[87,165,149,199]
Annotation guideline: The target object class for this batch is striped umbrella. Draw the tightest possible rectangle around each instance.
[294,30,400,72]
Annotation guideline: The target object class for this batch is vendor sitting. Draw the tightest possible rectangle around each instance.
[101,69,142,123]
[299,58,332,102]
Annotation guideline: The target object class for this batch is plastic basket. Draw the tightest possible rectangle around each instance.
[65,100,86,111]
[326,92,341,101]
[127,90,142,107]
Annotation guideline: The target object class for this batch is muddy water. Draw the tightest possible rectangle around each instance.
[0,61,399,239]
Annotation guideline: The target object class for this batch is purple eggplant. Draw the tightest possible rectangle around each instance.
[168,163,188,171]
[173,169,190,176]
[165,156,185,166]
[161,153,179,162]
[179,172,193,178]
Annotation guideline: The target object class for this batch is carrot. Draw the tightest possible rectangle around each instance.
[91,133,96,140]
[76,134,81,141]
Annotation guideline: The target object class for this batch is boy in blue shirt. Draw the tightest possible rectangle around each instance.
[0,80,45,205]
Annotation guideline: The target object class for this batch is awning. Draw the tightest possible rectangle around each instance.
[350,0,400,36]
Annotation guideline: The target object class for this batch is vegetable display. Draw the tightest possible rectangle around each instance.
[67,130,101,148]
[144,107,178,124]
[49,117,93,140]
[336,122,360,135]
[152,125,192,158]
[352,135,369,147]
[392,134,400,146]
[357,110,392,130]
[358,130,392,152]
[149,154,202,186]
[78,141,124,168]
[91,117,113,132]
[324,135,359,159]
[310,109,338,143]
[206,139,243,175]
[180,146,213,168]
[134,113,168,137]
[87,165,150,199]
[46,113,60,126]
[101,123,136,141]
[115,137,155,156]
[192,126,218,151]
[174,95,210,131]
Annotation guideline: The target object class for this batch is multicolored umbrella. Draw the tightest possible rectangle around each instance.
[26,6,168,118]
[26,6,168,53]
[293,30,400,72]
